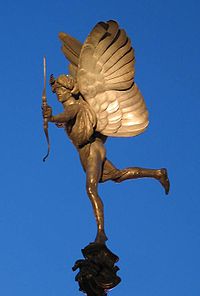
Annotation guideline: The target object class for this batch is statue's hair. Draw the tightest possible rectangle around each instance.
[50,74,74,92]
[50,74,55,86]
[59,75,73,87]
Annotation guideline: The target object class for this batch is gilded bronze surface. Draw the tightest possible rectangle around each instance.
[42,20,170,245]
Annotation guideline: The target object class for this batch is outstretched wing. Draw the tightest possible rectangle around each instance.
[77,20,149,137]
[59,32,82,78]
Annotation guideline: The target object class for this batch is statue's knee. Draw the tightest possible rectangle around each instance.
[112,169,126,183]
[86,180,97,196]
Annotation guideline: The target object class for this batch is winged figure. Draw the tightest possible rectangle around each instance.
[43,20,170,244]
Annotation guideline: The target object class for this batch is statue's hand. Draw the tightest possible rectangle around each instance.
[55,123,65,128]
[42,105,52,120]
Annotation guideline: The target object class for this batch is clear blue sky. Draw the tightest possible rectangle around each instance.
[1,0,200,295]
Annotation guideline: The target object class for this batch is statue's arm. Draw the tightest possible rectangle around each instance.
[50,111,72,123]
[45,104,80,123]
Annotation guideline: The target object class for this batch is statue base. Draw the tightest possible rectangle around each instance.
[72,243,121,296]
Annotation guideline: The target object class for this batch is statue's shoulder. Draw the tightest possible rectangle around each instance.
[66,95,97,147]
[77,96,97,126]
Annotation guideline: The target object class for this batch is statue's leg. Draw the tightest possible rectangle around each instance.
[101,159,170,194]
[79,140,108,244]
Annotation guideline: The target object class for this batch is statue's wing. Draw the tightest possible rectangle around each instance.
[59,32,82,78]
[77,20,149,137]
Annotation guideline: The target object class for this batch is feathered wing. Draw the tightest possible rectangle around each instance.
[77,20,149,137]
[59,32,82,78]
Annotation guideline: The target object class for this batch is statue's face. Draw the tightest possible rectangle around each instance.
[55,85,70,102]
[52,75,74,102]
[50,75,74,102]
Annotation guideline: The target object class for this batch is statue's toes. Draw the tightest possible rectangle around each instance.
[159,168,170,195]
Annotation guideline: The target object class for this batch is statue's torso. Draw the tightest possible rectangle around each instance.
[64,97,96,148]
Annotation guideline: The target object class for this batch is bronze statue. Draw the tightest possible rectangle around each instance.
[42,20,170,245]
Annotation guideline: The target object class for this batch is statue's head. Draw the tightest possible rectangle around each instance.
[50,74,74,102]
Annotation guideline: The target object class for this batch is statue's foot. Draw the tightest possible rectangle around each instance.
[95,231,108,244]
[157,168,170,195]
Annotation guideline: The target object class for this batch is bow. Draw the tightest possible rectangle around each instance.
[42,56,50,162]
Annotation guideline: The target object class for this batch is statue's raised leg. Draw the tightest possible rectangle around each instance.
[100,159,170,194]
